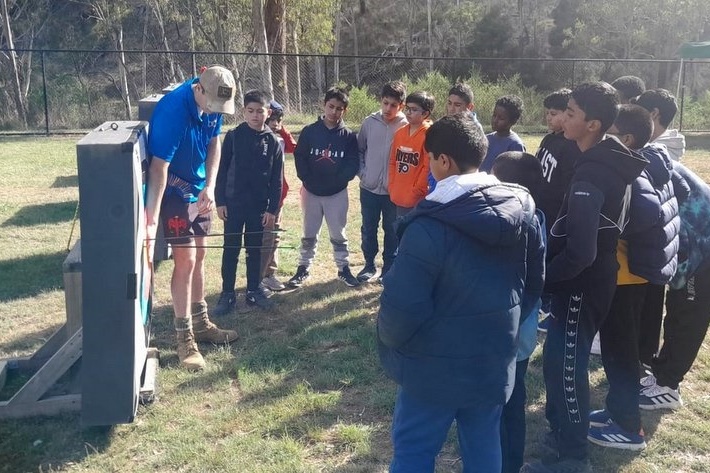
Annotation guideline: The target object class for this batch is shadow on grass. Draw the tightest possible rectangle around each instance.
[0,413,113,473]
[0,323,62,360]
[51,175,78,188]
[0,251,66,302]
[2,201,78,227]
[146,278,391,459]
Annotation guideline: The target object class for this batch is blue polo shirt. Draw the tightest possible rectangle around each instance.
[148,78,223,202]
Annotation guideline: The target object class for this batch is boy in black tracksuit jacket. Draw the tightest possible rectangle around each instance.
[215,90,283,312]
[523,83,647,473]
[536,88,582,230]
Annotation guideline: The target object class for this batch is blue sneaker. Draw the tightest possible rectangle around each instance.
[588,409,613,428]
[587,421,646,450]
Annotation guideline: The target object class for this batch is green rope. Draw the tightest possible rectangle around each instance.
[66,201,80,252]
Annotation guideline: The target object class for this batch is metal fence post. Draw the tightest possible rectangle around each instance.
[324,55,330,89]
[572,59,576,87]
[41,51,49,136]
[679,61,687,132]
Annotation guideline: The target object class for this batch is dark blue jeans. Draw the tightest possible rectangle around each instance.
[221,204,263,293]
[360,188,397,270]
[501,358,529,473]
[390,387,503,473]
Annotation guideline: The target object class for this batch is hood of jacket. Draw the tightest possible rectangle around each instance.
[577,136,648,185]
[398,173,536,248]
[639,142,672,188]
[655,129,685,161]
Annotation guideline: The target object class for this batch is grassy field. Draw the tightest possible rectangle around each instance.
[1,132,710,473]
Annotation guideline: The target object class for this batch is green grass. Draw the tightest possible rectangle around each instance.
[1,133,710,472]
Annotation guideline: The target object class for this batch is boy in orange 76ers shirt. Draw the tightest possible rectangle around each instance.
[388,91,435,217]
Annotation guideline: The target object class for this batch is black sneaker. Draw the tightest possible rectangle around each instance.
[377,264,392,285]
[287,265,310,288]
[213,291,237,316]
[246,288,275,310]
[356,263,377,283]
[338,265,360,287]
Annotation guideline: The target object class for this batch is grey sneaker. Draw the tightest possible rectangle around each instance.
[246,288,275,310]
[213,291,237,316]
[338,265,360,287]
[639,382,683,410]
[261,274,286,291]
[287,265,310,288]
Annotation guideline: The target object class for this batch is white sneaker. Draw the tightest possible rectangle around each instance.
[261,275,286,291]
[590,332,602,356]
[639,382,683,410]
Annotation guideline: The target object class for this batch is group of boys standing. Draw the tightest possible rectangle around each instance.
[378,76,710,473]
[144,65,710,472]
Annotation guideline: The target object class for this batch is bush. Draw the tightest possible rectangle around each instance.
[342,85,379,126]
[679,91,710,130]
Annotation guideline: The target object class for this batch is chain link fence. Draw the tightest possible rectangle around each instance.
[2,50,710,134]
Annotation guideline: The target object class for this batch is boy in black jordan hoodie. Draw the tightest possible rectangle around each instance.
[523,83,648,473]
[288,87,360,288]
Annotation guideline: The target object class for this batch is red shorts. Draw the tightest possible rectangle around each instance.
[160,193,212,244]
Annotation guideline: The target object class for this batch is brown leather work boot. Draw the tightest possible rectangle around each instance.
[175,328,206,371]
[192,302,239,344]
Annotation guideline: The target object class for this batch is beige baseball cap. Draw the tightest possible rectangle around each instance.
[199,65,236,115]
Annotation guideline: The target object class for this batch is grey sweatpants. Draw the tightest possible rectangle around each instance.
[298,186,350,269]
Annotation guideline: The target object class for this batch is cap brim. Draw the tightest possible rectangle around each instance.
[209,99,235,115]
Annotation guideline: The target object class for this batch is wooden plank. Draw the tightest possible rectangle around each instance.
[63,240,83,336]
[0,394,81,420]
[139,348,159,405]
[9,329,82,404]
[3,325,69,373]
[23,324,68,370]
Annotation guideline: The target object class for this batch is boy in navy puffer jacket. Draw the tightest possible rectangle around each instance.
[588,104,685,451]
[378,115,545,473]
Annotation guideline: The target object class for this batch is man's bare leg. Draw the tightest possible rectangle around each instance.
[171,240,205,370]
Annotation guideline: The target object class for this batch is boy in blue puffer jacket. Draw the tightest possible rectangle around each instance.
[377,115,545,473]
[491,151,547,473]
[587,104,686,451]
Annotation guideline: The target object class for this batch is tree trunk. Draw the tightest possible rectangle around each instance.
[265,0,288,106]
[252,0,274,97]
[427,0,433,71]
[149,0,177,83]
[292,21,302,113]
[142,7,148,94]
[333,7,341,84]
[115,25,132,120]
[352,9,360,85]
[1,0,28,127]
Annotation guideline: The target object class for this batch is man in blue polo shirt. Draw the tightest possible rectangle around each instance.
[147,65,239,370]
